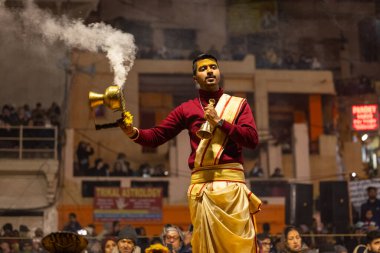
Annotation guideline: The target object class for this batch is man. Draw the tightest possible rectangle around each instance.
[361,187,380,225]
[160,224,191,253]
[62,212,82,233]
[119,53,261,252]
[257,233,272,253]
[115,226,140,253]
[366,230,380,253]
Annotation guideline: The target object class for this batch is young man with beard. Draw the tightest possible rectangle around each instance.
[119,53,261,253]
[366,230,380,253]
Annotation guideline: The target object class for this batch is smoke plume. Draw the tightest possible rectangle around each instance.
[1,0,137,88]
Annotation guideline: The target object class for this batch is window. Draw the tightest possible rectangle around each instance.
[358,18,380,62]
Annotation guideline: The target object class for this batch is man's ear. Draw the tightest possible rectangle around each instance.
[193,77,200,89]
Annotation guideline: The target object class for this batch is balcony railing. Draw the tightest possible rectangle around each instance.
[0,126,58,159]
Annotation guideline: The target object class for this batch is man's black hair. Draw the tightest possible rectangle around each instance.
[192,53,218,75]
[367,186,377,192]
[257,233,271,241]
[366,230,380,244]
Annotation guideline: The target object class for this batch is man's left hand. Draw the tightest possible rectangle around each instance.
[204,105,220,127]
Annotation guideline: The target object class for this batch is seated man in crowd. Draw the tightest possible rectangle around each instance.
[116,225,141,253]
[160,224,191,253]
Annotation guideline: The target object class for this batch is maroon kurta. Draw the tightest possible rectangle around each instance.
[133,88,259,169]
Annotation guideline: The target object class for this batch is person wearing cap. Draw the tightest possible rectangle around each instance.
[160,225,191,253]
[119,53,261,252]
[114,226,141,253]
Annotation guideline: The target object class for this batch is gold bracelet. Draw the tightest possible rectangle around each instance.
[129,127,139,140]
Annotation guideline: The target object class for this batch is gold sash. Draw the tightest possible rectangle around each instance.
[194,94,245,167]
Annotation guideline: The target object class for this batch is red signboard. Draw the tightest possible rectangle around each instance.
[93,187,163,222]
[351,104,379,131]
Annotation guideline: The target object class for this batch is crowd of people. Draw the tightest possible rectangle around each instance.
[0,102,61,128]
[74,142,168,177]
[3,218,380,253]
[134,43,324,72]
[0,223,44,253]
[0,102,61,158]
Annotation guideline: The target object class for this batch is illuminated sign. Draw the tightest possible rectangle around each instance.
[351,104,379,131]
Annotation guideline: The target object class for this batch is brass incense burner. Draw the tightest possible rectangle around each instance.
[88,85,132,130]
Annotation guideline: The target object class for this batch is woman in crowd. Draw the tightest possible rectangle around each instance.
[280,226,311,253]
[103,237,117,253]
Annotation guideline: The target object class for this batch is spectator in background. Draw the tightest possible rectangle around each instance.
[76,141,94,176]
[0,105,18,126]
[280,226,311,253]
[23,104,32,120]
[264,48,281,68]
[109,221,121,237]
[16,106,31,126]
[361,186,380,226]
[283,51,296,69]
[19,225,31,238]
[113,153,134,176]
[361,209,379,232]
[85,224,102,253]
[90,158,109,177]
[0,241,12,253]
[160,224,192,253]
[63,212,82,233]
[20,239,33,253]
[257,233,272,253]
[116,225,141,253]
[32,228,44,253]
[103,237,117,253]
[249,162,264,177]
[363,229,380,253]
[1,223,15,237]
[47,102,61,128]
[152,164,166,177]
[310,57,321,70]
[138,163,153,177]
[31,102,46,126]
[271,167,284,178]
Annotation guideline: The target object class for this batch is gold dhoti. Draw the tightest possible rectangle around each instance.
[187,163,262,253]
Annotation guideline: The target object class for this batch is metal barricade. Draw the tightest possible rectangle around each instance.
[0,126,58,159]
